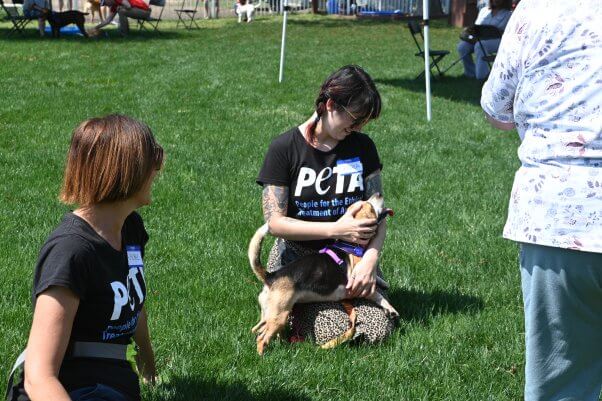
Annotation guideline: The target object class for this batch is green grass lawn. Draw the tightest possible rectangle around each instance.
[0,15,525,400]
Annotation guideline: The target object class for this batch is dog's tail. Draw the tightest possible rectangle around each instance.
[248,223,269,284]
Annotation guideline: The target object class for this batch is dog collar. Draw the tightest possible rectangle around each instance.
[319,247,345,265]
[331,241,364,257]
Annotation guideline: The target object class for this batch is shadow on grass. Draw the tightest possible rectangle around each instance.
[388,287,483,325]
[286,15,450,29]
[162,376,311,401]
[0,28,187,42]
[375,76,485,105]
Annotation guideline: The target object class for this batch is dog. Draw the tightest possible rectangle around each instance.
[248,193,399,355]
[47,11,89,37]
[235,0,256,23]
[84,0,104,22]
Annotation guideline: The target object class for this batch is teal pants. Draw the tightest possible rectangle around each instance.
[520,243,602,401]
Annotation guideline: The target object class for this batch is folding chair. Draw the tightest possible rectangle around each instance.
[407,20,450,80]
[472,24,503,69]
[175,0,200,29]
[0,0,35,36]
[136,0,164,32]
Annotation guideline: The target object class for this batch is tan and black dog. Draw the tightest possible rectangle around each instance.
[248,193,398,355]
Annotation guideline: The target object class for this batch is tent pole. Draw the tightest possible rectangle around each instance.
[278,0,288,83]
[423,0,432,121]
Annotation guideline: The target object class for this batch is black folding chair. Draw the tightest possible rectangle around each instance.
[407,20,450,80]
[472,24,503,69]
[0,0,36,36]
[136,0,164,32]
[175,0,200,29]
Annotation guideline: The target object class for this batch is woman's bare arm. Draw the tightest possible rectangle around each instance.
[24,286,79,401]
[262,185,376,245]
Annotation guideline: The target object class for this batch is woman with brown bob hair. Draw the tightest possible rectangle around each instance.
[256,65,396,347]
[10,115,162,401]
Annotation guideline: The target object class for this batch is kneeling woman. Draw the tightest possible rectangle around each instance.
[256,65,395,346]
[17,115,162,401]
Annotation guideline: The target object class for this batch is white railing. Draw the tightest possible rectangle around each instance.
[41,0,447,20]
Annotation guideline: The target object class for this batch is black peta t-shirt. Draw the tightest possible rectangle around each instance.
[31,212,149,401]
[257,127,382,249]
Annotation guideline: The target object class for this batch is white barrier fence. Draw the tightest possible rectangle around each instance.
[42,0,448,20]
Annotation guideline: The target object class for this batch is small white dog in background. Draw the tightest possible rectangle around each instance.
[235,0,256,23]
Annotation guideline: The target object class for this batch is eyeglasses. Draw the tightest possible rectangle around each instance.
[338,104,368,128]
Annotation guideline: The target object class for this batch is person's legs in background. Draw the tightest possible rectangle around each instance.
[37,15,45,36]
[58,0,72,11]
[520,243,602,401]
[475,38,501,80]
[457,40,475,78]
[24,9,46,36]
[204,0,218,18]
[117,7,150,35]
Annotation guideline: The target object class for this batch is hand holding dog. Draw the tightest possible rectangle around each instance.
[331,202,377,246]
[346,257,377,298]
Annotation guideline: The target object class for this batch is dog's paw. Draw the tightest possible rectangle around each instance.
[385,308,400,321]
[251,320,266,334]
[256,338,267,355]
[87,28,100,37]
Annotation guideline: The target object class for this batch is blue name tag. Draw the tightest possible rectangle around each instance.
[126,245,143,268]
[336,157,363,176]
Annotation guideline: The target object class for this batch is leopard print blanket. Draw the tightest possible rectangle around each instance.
[266,238,395,345]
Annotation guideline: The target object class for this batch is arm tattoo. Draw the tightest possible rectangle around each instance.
[364,172,384,199]
[262,185,289,223]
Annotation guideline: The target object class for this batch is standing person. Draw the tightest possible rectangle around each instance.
[22,0,49,37]
[91,0,150,36]
[256,65,395,346]
[457,0,512,79]
[204,0,218,18]
[481,1,602,400]
[58,0,72,11]
[10,115,162,401]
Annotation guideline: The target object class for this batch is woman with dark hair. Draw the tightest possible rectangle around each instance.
[457,0,512,79]
[256,65,395,347]
[9,115,162,401]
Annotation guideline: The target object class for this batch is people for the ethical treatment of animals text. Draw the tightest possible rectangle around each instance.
[481,0,602,400]
[8,115,162,401]
[253,64,397,351]
[90,0,150,36]
[457,0,512,80]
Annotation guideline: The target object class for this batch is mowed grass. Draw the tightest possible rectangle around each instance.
[0,15,525,400]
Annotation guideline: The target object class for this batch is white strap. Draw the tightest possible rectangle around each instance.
[10,349,26,377]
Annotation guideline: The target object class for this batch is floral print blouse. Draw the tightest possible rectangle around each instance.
[481,0,602,253]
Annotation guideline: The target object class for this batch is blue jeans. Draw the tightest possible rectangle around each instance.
[69,384,132,401]
[456,38,500,80]
[520,243,602,401]
[23,8,44,18]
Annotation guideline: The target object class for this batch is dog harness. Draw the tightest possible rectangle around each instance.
[319,247,345,265]
[330,241,365,257]
[324,208,394,259]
